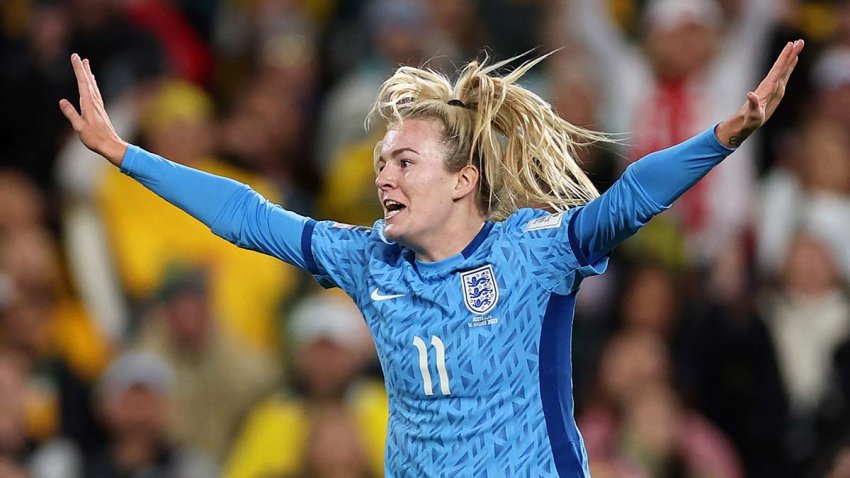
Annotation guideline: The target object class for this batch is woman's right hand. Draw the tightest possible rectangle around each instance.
[59,53,128,167]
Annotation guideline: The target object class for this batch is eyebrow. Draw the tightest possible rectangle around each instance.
[380,147,419,160]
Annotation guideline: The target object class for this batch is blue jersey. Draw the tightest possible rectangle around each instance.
[120,126,734,477]
[304,210,606,476]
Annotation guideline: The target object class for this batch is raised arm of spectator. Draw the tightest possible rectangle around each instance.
[565,0,637,78]
[570,40,805,264]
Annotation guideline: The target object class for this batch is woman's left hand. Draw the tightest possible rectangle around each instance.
[717,39,805,148]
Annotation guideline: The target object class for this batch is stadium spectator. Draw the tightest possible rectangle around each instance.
[812,46,850,131]
[85,351,218,478]
[422,0,488,67]
[0,348,84,478]
[137,266,279,461]
[218,78,318,214]
[0,225,111,458]
[122,0,213,85]
[757,116,850,282]
[827,446,850,478]
[581,331,743,478]
[92,79,299,351]
[315,0,435,169]
[567,0,776,265]
[297,403,377,478]
[0,349,32,478]
[0,170,46,235]
[224,291,386,478]
[761,231,850,475]
[1,0,166,197]
[545,54,619,192]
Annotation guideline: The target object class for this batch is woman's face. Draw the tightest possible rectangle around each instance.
[376,118,462,251]
[646,21,716,79]
[783,234,838,296]
[621,267,677,335]
[800,120,850,194]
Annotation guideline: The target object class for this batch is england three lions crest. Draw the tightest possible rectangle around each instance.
[460,265,499,315]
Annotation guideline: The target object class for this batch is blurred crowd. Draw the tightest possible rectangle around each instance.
[0,0,849,477]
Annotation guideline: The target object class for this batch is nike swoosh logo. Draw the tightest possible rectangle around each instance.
[371,288,405,301]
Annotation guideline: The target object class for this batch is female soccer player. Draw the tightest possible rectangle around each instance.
[60,40,803,477]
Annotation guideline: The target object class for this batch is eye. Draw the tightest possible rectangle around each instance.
[400,159,413,169]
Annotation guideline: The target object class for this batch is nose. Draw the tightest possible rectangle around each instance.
[375,165,397,190]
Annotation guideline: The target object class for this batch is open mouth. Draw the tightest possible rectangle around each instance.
[383,199,407,219]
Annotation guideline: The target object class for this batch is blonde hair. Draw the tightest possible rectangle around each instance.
[367,53,611,220]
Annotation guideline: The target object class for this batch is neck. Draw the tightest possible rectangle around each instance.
[413,208,487,263]
[113,434,160,470]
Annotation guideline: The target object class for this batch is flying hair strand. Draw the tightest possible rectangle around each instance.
[367,52,615,220]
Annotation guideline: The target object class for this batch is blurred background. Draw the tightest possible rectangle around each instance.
[0,0,849,476]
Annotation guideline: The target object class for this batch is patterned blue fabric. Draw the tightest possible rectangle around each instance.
[306,209,606,477]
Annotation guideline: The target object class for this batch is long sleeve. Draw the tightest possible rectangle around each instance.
[120,145,312,269]
[569,126,736,264]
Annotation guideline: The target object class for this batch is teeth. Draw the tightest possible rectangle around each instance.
[386,209,402,219]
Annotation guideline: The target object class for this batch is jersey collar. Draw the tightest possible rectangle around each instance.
[415,221,494,274]
[461,221,494,258]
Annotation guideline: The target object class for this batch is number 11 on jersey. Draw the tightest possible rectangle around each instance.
[412,335,451,396]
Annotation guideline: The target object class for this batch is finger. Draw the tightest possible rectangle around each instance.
[753,54,787,99]
[745,92,762,116]
[59,99,85,131]
[71,53,88,95]
[780,43,803,85]
[70,54,92,106]
[765,42,794,83]
[83,58,104,105]
[782,40,806,76]
[747,91,759,107]
[780,56,799,86]
[92,71,104,105]
[755,41,800,98]
[777,40,804,80]
[82,59,100,107]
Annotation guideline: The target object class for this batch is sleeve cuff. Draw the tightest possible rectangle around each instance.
[710,124,739,154]
[119,144,143,175]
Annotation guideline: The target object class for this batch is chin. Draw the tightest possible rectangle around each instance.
[383,223,401,240]
[383,223,411,247]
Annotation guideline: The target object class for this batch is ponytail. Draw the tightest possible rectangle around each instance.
[368,53,612,220]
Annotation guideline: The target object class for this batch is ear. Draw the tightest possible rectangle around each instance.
[451,164,479,201]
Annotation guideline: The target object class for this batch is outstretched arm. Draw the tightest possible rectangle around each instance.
[59,54,312,269]
[570,40,805,265]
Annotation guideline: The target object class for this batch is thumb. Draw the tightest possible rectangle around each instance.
[746,92,760,110]
[59,99,84,131]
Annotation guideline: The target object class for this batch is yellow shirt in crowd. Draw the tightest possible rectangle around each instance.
[97,156,298,353]
[224,380,389,478]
